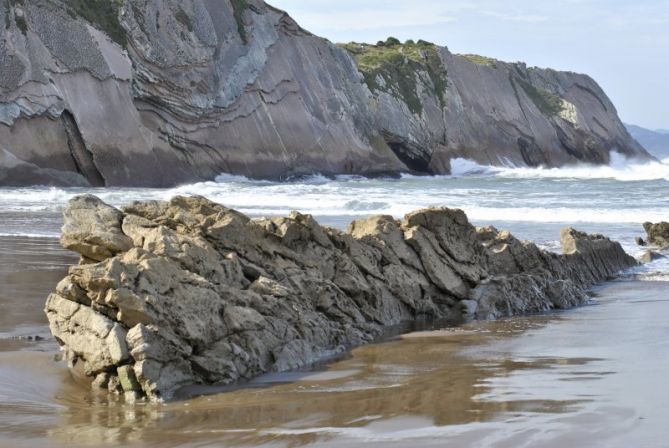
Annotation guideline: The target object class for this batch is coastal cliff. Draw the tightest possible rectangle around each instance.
[45,195,637,400]
[0,0,650,187]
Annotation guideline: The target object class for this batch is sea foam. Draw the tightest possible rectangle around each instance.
[1,153,668,229]
[449,152,669,182]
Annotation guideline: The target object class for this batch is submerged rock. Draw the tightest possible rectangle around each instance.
[643,222,669,249]
[45,196,637,401]
[639,250,666,264]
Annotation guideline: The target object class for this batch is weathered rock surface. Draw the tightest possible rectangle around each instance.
[643,222,669,249]
[45,195,637,401]
[0,0,650,187]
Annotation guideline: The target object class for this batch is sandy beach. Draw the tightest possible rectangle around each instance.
[1,235,667,447]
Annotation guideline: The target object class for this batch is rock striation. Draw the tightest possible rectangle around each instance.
[0,0,651,187]
[45,195,637,401]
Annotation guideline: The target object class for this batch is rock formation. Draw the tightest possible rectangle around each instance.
[639,250,665,264]
[643,222,669,249]
[45,195,637,401]
[1,1,650,187]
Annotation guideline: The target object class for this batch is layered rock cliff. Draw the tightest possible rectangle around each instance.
[45,195,636,400]
[0,0,650,186]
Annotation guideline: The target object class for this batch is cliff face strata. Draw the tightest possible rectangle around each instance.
[45,195,637,400]
[0,0,650,186]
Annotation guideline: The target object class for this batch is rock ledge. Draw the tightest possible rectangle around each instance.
[45,195,637,400]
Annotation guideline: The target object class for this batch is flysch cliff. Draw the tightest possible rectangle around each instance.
[46,195,637,401]
[0,0,650,187]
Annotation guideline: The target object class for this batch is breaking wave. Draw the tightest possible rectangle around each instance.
[1,152,668,240]
[448,152,669,182]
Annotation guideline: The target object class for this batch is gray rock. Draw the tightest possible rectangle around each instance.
[0,0,651,187]
[45,195,637,401]
[643,222,669,249]
[639,250,666,264]
[460,300,478,318]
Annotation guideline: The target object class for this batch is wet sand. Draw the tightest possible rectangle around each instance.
[0,237,76,342]
[1,237,668,447]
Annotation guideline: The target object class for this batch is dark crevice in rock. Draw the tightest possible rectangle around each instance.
[380,129,432,173]
[61,110,105,186]
[517,136,550,167]
[573,83,609,112]
[555,126,608,164]
[591,116,610,137]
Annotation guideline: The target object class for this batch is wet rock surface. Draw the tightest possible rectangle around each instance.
[44,195,637,401]
[639,250,665,264]
[643,222,669,249]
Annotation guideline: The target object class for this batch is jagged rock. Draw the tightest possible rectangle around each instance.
[60,195,133,262]
[45,294,129,376]
[643,222,669,249]
[45,195,637,401]
[0,0,651,187]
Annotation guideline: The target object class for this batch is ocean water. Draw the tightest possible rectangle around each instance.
[1,153,668,273]
[2,153,669,447]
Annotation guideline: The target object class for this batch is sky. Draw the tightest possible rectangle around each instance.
[269,0,668,130]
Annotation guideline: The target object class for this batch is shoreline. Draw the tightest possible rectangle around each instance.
[44,195,638,401]
[0,193,667,446]
[0,230,666,447]
[3,279,668,447]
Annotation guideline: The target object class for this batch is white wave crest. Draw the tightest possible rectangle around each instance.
[449,158,503,176]
[449,152,669,182]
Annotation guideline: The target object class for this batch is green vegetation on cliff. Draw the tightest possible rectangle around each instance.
[462,54,498,67]
[516,78,564,116]
[175,6,193,33]
[339,38,448,115]
[15,13,26,34]
[61,0,126,46]
[6,0,27,34]
[231,0,248,43]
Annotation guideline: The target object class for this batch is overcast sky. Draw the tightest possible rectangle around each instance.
[269,0,668,130]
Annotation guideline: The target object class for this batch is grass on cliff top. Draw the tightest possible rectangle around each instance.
[338,38,447,116]
[461,54,498,67]
[61,0,126,46]
[339,38,438,71]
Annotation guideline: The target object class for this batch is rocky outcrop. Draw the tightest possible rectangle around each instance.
[643,222,669,249]
[1,0,650,187]
[45,195,637,401]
